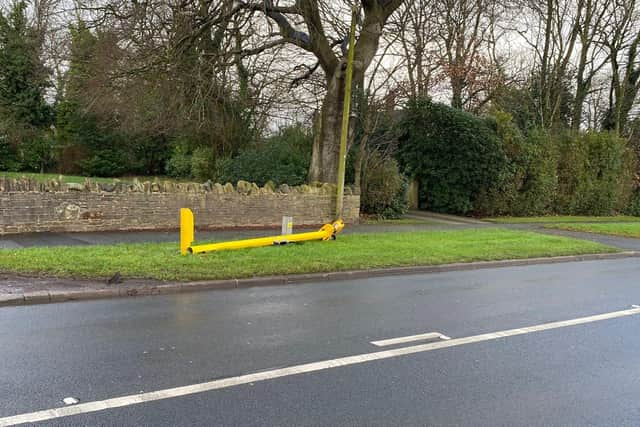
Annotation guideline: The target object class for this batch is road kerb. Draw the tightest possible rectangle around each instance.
[1,251,638,307]
[0,294,24,306]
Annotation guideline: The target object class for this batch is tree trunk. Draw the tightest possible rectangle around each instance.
[309,67,347,183]
[451,78,464,110]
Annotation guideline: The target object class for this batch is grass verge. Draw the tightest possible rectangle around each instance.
[545,223,640,238]
[0,229,617,281]
[486,216,640,224]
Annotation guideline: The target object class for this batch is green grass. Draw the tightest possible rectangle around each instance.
[0,171,185,184]
[486,216,640,224]
[0,229,617,281]
[545,223,640,238]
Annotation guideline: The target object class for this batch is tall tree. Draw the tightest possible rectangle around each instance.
[434,0,505,111]
[516,0,584,128]
[571,0,609,130]
[230,0,405,183]
[601,0,640,133]
[0,0,51,128]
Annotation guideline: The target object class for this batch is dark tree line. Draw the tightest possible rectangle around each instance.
[1,0,640,188]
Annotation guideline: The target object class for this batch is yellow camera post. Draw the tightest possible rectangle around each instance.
[180,208,345,255]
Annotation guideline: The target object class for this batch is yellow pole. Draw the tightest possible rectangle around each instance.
[335,6,358,220]
[180,208,195,255]
[188,220,345,254]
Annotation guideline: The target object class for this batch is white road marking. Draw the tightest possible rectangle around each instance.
[62,398,79,406]
[1,306,639,427]
[371,332,448,347]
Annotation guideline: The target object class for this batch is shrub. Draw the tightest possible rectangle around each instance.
[165,142,192,179]
[0,138,20,171]
[191,146,215,181]
[556,131,634,215]
[513,127,558,216]
[128,135,172,176]
[360,151,408,218]
[20,132,56,173]
[218,124,312,186]
[473,111,523,216]
[625,190,640,216]
[78,149,128,177]
[397,98,509,215]
[474,114,560,217]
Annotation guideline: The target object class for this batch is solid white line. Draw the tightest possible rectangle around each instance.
[371,332,447,347]
[2,306,639,427]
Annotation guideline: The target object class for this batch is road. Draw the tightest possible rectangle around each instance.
[2,258,640,426]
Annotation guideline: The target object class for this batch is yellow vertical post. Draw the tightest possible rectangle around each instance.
[180,208,194,255]
[335,6,358,220]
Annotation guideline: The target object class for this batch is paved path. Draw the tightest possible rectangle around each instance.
[503,223,640,251]
[2,258,640,426]
[0,218,485,249]
[3,208,640,255]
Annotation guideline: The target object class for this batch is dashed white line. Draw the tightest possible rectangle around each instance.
[371,332,449,347]
[1,306,639,427]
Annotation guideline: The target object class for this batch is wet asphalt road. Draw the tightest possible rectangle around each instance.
[2,258,640,426]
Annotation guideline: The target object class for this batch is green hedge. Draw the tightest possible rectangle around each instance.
[360,151,408,219]
[555,131,634,215]
[398,98,508,214]
[217,124,312,186]
[396,99,635,217]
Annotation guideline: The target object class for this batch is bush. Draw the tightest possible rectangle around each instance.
[361,151,408,218]
[20,132,56,173]
[514,128,559,215]
[191,146,215,181]
[128,135,172,176]
[556,131,634,215]
[397,98,509,215]
[474,114,560,217]
[218,124,312,186]
[78,149,128,177]
[473,111,523,216]
[165,142,192,179]
[0,138,20,171]
[625,190,640,216]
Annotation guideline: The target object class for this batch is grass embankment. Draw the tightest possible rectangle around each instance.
[486,216,640,224]
[545,223,640,238]
[0,229,617,281]
[1,171,117,184]
[0,172,185,185]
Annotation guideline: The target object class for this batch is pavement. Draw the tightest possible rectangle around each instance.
[0,213,480,249]
[2,258,640,426]
[2,211,638,252]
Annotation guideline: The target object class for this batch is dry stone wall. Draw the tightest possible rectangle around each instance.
[0,177,360,234]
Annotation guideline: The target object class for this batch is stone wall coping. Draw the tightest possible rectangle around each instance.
[0,177,360,196]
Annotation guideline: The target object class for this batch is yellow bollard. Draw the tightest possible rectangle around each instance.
[180,208,195,255]
[179,208,345,255]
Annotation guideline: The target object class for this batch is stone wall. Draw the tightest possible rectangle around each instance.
[0,178,360,234]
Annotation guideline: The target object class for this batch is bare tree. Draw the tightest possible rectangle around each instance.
[600,0,640,133]
[227,0,405,183]
[392,0,440,99]
[515,0,584,127]
[571,0,609,129]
